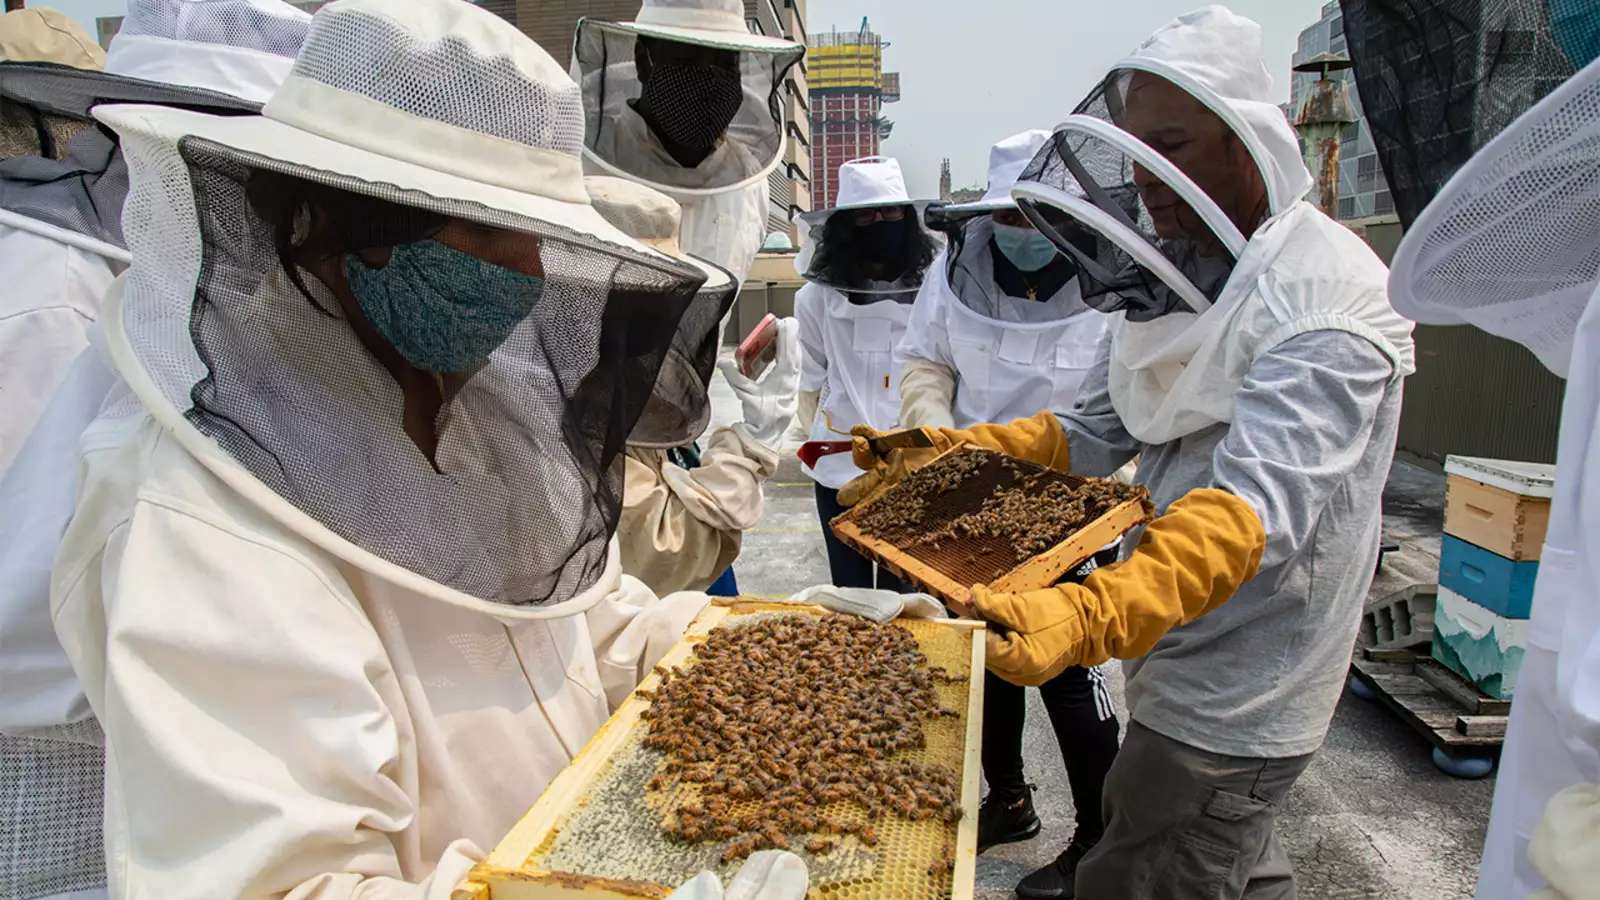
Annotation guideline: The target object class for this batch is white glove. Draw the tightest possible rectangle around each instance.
[668,850,808,900]
[785,585,948,624]
[898,358,958,430]
[1529,783,1600,900]
[718,317,801,448]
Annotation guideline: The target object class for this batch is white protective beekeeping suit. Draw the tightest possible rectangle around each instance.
[795,156,941,489]
[569,0,804,595]
[988,2,1414,784]
[0,4,308,898]
[571,0,804,282]
[1011,8,1415,448]
[586,176,799,594]
[45,2,728,896]
[0,0,310,476]
[1387,56,1600,900]
[897,129,1107,431]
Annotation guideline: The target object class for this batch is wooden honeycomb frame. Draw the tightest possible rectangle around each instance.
[454,601,985,900]
[831,445,1154,616]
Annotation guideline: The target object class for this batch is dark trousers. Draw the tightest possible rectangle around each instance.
[813,483,909,592]
[1076,721,1314,900]
[982,665,1120,844]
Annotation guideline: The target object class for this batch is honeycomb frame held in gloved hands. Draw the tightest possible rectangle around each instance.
[973,487,1266,686]
[836,410,1073,508]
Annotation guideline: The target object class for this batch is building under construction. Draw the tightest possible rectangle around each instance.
[807,18,899,210]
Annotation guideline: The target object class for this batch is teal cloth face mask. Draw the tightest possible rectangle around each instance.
[344,239,544,374]
[992,222,1060,272]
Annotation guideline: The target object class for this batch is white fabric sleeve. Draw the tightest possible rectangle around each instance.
[1058,331,1141,477]
[1209,330,1394,571]
[795,284,828,394]
[893,256,957,371]
[796,390,819,435]
[49,504,481,900]
[898,359,957,430]
[617,429,779,596]
[0,234,118,476]
[585,575,711,711]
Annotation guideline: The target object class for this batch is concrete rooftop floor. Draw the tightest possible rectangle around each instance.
[706,356,1495,899]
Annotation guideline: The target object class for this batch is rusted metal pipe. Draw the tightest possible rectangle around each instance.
[1293,52,1358,218]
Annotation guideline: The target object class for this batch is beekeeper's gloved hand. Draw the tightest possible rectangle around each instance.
[1528,783,1600,900]
[836,410,1072,507]
[668,850,808,900]
[717,317,800,449]
[974,488,1264,685]
[785,585,947,624]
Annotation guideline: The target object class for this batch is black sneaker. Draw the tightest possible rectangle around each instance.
[977,786,1041,853]
[1015,838,1096,900]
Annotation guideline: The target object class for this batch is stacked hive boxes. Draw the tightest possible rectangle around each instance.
[1433,456,1555,700]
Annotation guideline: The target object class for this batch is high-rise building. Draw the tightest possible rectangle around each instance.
[807,19,898,211]
[1290,1,1391,222]
[502,0,812,244]
[937,158,951,201]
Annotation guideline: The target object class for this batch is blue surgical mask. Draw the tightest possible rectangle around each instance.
[992,222,1060,272]
[344,239,544,373]
[1552,0,1600,69]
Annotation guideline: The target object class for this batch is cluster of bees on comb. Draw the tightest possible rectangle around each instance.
[638,614,965,865]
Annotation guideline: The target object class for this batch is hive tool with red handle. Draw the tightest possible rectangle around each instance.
[796,429,935,469]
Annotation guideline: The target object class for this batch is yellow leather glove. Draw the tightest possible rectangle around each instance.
[973,488,1265,686]
[835,410,1071,508]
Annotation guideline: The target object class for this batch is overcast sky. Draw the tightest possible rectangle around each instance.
[43,0,1326,197]
[808,0,1327,196]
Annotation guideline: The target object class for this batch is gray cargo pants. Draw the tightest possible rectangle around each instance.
[1075,721,1314,900]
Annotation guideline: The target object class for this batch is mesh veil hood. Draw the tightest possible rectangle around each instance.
[1114,4,1313,217]
[1,0,308,250]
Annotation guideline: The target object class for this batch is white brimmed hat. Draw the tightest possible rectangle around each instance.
[585,175,732,291]
[587,175,739,448]
[800,156,927,225]
[942,129,1053,216]
[103,0,312,104]
[599,0,802,53]
[97,0,689,269]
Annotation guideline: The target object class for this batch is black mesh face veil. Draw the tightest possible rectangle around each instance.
[629,261,738,448]
[0,62,258,245]
[1340,0,1577,229]
[1012,122,1238,323]
[574,18,803,194]
[797,205,941,299]
[163,136,703,607]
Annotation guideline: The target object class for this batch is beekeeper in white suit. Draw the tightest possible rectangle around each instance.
[585,175,800,594]
[796,155,940,590]
[42,2,810,896]
[1385,54,1600,900]
[0,3,309,897]
[896,130,1120,899]
[898,129,1107,432]
[570,0,804,596]
[572,0,803,281]
[850,7,1415,895]
[0,0,310,476]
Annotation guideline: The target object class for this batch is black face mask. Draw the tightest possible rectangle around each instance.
[855,220,908,270]
[634,63,743,157]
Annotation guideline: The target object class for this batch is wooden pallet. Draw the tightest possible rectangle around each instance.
[1348,647,1510,750]
[830,445,1152,616]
